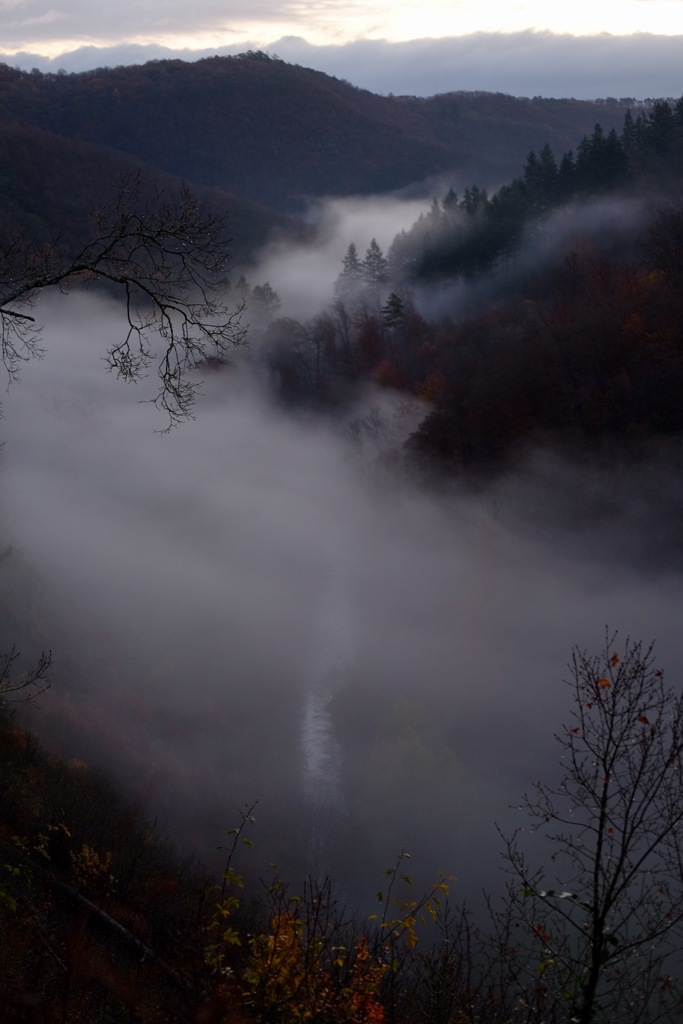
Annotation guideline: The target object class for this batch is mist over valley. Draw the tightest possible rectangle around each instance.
[2,51,683,1021]
[3,282,683,901]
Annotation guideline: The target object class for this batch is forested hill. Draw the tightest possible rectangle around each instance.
[0,110,304,263]
[0,52,632,217]
[256,98,683,483]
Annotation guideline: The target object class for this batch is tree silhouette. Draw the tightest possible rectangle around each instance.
[0,173,245,428]
[0,647,51,707]
[362,239,389,287]
[335,242,364,299]
[501,634,683,1023]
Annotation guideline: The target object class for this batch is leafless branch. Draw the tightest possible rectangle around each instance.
[0,646,51,706]
[0,172,246,427]
[498,631,683,1023]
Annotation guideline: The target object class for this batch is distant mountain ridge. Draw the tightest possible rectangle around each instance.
[0,53,635,255]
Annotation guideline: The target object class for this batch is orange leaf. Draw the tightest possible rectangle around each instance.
[598,678,611,689]
[638,715,649,724]
[610,654,620,666]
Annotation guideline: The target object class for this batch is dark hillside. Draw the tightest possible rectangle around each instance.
[0,55,631,213]
[257,101,683,481]
[0,111,306,262]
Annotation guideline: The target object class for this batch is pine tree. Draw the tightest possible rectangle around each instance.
[361,238,389,287]
[381,292,407,330]
[250,282,281,317]
[442,187,459,213]
[334,242,364,298]
[557,150,576,199]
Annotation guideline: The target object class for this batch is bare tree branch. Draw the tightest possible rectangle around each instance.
[0,646,51,707]
[0,172,246,428]
[499,632,683,1023]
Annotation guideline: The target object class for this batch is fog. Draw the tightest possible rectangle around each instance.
[2,284,683,911]
[246,193,430,321]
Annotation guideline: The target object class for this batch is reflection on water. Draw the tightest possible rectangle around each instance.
[300,545,354,872]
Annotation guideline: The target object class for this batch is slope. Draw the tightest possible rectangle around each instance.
[0,54,631,214]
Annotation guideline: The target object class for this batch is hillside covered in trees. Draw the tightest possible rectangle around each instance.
[256,97,683,484]
[0,51,634,257]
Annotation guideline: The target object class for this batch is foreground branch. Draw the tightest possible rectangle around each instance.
[0,173,246,428]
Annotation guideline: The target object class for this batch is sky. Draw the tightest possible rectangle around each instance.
[1,0,682,98]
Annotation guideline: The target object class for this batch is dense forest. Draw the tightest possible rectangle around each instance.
[0,52,632,256]
[3,50,683,1023]
[255,98,683,482]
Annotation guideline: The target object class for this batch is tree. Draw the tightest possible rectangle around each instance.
[523,143,559,211]
[557,150,577,200]
[0,646,51,707]
[441,187,459,213]
[381,292,407,331]
[622,108,637,152]
[646,101,676,155]
[573,123,628,193]
[335,242,364,299]
[501,634,683,1024]
[461,185,488,216]
[362,239,389,287]
[0,173,245,428]
[250,281,282,318]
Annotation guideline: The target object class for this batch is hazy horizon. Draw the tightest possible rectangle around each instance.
[3,30,682,102]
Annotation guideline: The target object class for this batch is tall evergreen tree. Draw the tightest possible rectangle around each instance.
[335,242,364,298]
[557,150,577,200]
[647,100,676,154]
[622,108,637,152]
[362,238,389,286]
[381,292,407,330]
[442,187,459,213]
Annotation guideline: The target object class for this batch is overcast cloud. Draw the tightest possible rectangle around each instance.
[2,31,681,100]
[1,0,683,99]
[269,32,683,99]
[2,0,683,54]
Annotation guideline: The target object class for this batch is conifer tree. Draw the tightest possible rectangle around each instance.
[335,242,364,298]
[362,238,389,287]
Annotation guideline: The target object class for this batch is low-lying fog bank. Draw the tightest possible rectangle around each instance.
[2,291,683,910]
